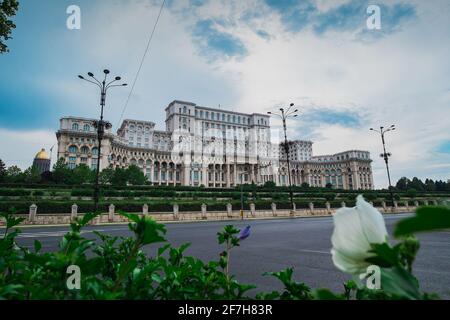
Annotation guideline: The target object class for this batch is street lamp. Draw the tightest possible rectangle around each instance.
[370,125,396,206]
[267,103,299,213]
[78,69,127,212]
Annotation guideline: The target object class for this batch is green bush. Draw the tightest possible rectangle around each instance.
[0,207,443,300]
[0,188,31,196]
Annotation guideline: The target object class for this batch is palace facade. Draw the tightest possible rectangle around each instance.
[56,100,374,190]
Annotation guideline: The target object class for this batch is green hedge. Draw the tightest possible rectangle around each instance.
[0,189,32,196]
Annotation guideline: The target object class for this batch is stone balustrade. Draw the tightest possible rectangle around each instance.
[0,199,438,227]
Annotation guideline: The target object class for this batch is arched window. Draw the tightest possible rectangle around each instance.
[68,145,78,153]
[83,124,90,132]
[72,123,79,131]
[92,147,99,156]
[80,146,89,154]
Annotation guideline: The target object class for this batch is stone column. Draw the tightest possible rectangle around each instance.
[201,166,208,186]
[108,204,115,222]
[143,204,148,215]
[250,203,256,216]
[183,165,190,186]
[226,164,231,188]
[158,166,161,186]
[325,201,331,214]
[71,204,78,221]
[432,200,438,206]
[404,201,409,210]
[414,200,419,207]
[29,204,37,223]
[149,163,154,184]
[201,203,207,219]
[227,203,232,218]
[271,203,277,217]
[173,203,179,220]
[309,202,314,214]
[424,200,429,206]
[381,201,387,211]
[341,201,346,208]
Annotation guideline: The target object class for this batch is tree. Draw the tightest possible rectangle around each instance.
[0,158,6,182]
[405,188,418,198]
[301,182,309,189]
[52,158,70,184]
[0,0,19,54]
[424,179,436,192]
[23,165,41,184]
[409,177,425,192]
[99,167,115,185]
[5,165,22,183]
[111,168,129,186]
[396,177,410,191]
[325,183,333,189]
[263,181,276,189]
[68,164,93,185]
[127,165,146,185]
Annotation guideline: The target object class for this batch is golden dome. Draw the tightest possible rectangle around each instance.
[35,148,50,160]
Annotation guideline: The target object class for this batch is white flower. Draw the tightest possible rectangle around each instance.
[331,195,388,275]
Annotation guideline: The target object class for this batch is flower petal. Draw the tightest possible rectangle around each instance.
[331,248,370,275]
[331,207,372,261]
[356,195,388,244]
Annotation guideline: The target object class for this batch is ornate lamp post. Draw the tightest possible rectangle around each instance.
[370,125,396,206]
[267,103,298,213]
[78,69,127,212]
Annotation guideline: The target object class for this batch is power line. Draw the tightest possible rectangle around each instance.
[116,0,166,128]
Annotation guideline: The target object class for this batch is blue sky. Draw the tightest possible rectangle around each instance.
[1,0,450,187]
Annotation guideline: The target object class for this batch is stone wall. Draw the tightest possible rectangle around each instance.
[0,200,428,226]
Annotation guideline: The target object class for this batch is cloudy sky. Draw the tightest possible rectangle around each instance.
[0,0,449,188]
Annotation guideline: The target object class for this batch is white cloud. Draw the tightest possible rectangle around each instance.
[2,0,450,188]
[0,128,56,169]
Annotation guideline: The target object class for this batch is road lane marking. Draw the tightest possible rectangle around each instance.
[297,249,331,255]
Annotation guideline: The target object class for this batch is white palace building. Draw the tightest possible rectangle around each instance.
[56,100,374,190]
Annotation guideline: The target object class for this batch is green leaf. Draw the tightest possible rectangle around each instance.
[6,216,25,229]
[314,288,345,300]
[366,242,400,267]
[34,240,42,253]
[118,211,140,224]
[380,266,422,300]
[157,244,171,256]
[140,217,166,245]
[395,206,450,237]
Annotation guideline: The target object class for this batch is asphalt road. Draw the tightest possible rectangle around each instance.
[6,214,450,298]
